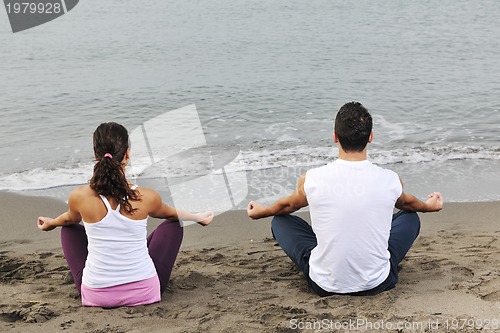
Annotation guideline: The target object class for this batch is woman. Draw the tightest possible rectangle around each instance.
[37,122,213,308]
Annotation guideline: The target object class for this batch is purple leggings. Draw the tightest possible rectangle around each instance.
[60,219,183,294]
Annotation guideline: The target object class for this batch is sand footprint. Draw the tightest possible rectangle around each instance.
[175,271,214,291]
[0,304,58,323]
[450,266,474,283]
[471,279,500,301]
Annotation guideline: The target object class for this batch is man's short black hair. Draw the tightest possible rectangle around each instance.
[334,102,372,152]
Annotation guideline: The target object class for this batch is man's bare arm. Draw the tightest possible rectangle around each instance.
[395,191,443,212]
[247,174,309,219]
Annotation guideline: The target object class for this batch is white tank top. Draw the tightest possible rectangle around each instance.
[82,193,157,288]
[304,159,402,293]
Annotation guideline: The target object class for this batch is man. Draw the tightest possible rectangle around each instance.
[247,102,443,296]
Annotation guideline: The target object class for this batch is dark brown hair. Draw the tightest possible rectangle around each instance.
[89,122,140,214]
[334,102,372,152]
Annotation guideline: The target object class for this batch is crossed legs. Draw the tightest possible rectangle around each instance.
[271,211,421,296]
[61,219,183,294]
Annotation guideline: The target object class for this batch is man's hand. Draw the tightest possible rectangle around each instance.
[247,174,309,220]
[396,190,444,213]
[425,192,443,212]
[247,201,267,220]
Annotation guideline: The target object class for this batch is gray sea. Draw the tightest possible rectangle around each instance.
[1,0,500,208]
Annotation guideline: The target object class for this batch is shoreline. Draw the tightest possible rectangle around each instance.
[4,154,500,206]
[2,190,498,249]
[1,192,499,332]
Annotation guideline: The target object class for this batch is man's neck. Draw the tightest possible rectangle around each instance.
[338,148,368,161]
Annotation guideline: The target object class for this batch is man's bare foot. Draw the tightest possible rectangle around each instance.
[196,211,214,226]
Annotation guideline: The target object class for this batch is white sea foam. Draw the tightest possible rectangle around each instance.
[0,164,92,191]
[1,144,500,192]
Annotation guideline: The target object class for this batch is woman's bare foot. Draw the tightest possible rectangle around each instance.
[196,211,214,226]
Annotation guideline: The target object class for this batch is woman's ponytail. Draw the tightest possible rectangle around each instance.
[89,122,140,214]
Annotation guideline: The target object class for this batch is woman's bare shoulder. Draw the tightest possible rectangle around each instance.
[134,186,160,200]
[69,185,98,200]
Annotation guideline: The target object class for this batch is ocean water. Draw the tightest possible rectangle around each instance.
[1,0,500,208]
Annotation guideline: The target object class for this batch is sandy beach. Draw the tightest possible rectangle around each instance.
[0,192,499,332]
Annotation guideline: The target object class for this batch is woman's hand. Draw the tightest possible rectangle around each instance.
[195,211,214,226]
[37,217,57,231]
